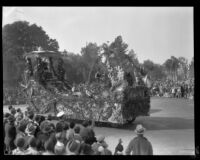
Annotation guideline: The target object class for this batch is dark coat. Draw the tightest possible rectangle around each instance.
[4,122,17,150]
[80,127,96,145]
[125,136,153,155]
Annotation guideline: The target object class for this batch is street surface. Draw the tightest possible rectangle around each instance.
[3,97,194,155]
[94,97,194,155]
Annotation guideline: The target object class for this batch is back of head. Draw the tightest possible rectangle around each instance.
[4,112,11,118]
[17,108,21,113]
[82,120,88,128]
[16,137,25,148]
[10,108,16,115]
[69,121,75,129]
[27,111,34,120]
[7,115,15,124]
[47,114,52,121]
[74,126,80,134]
[81,143,93,155]
[8,105,13,111]
[17,123,26,133]
[87,120,92,126]
[62,122,69,131]
[55,122,63,133]
[34,115,41,124]
[39,115,46,125]
[29,137,37,148]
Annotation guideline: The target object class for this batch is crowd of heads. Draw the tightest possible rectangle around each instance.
[151,79,194,99]
[4,105,138,155]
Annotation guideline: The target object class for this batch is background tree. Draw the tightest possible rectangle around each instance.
[171,56,179,81]
[163,58,172,79]
[163,56,179,81]
[3,21,60,87]
[80,43,100,83]
[142,60,166,81]
[189,57,194,79]
[177,57,189,80]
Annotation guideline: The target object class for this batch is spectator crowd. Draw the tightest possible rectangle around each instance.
[150,79,194,99]
[4,105,153,156]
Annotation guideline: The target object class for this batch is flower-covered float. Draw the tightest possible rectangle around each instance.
[21,49,151,125]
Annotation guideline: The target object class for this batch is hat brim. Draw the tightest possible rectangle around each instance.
[57,112,65,118]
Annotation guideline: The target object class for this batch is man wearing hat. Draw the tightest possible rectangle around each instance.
[57,111,65,120]
[4,115,17,154]
[125,124,153,155]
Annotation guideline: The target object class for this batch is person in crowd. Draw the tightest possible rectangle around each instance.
[61,122,69,145]
[80,120,97,145]
[42,139,55,155]
[80,120,90,143]
[33,114,41,137]
[92,135,108,155]
[8,105,13,113]
[97,136,112,155]
[15,108,23,118]
[27,110,35,123]
[79,143,94,155]
[184,84,189,99]
[74,126,83,142]
[55,121,66,144]
[36,139,45,154]
[114,138,124,155]
[65,139,81,155]
[14,123,27,148]
[10,108,16,117]
[38,115,46,125]
[66,121,75,141]
[4,113,11,154]
[47,114,52,121]
[125,124,153,155]
[15,112,24,126]
[23,122,37,149]
[25,137,40,155]
[177,86,181,98]
[181,83,185,98]
[54,132,66,155]
[37,121,53,148]
[12,137,26,155]
[4,115,17,154]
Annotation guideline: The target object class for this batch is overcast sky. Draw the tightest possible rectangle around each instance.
[3,7,193,64]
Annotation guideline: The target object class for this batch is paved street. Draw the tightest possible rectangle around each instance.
[94,97,194,155]
[3,97,194,155]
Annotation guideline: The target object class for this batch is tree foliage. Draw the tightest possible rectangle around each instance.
[189,57,194,78]
[3,22,193,90]
[3,21,59,86]
[142,60,166,81]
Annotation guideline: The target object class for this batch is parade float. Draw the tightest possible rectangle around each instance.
[21,49,151,125]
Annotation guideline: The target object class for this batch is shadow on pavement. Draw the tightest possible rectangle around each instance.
[119,116,194,131]
[149,109,162,114]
